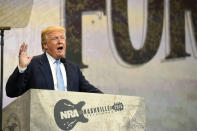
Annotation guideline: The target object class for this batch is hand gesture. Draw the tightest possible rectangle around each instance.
[18,42,33,68]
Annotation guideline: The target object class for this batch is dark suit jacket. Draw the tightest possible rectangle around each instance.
[6,53,102,97]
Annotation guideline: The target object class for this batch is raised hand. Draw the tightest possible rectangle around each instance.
[18,42,33,68]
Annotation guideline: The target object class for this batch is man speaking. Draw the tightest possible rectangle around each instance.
[6,26,102,97]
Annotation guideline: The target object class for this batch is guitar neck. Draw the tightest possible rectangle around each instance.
[81,102,124,117]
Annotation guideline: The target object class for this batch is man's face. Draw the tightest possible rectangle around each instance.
[43,30,66,60]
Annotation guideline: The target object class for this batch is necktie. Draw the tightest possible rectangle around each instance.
[55,60,65,91]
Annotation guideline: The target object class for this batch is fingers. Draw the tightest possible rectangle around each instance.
[19,42,28,56]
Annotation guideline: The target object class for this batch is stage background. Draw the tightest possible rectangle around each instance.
[1,0,197,130]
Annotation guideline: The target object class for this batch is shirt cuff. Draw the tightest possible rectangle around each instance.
[18,65,27,73]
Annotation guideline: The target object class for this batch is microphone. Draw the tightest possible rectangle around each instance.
[0,26,11,30]
[60,57,66,63]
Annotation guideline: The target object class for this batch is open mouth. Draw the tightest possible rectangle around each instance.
[57,46,63,51]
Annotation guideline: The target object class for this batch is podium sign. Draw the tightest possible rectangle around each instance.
[3,89,145,131]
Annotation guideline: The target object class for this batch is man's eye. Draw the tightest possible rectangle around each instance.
[60,36,65,39]
[50,36,65,40]
[51,37,58,40]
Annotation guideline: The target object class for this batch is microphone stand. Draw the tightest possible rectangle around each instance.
[0,26,11,130]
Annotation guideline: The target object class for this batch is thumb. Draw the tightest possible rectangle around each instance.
[28,56,33,62]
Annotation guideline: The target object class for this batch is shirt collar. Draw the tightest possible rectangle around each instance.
[46,52,57,64]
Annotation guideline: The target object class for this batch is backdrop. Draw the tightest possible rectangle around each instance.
[1,0,197,130]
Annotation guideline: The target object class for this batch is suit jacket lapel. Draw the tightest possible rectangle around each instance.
[38,53,54,90]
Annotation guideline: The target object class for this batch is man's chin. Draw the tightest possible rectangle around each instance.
[57,54,65,59]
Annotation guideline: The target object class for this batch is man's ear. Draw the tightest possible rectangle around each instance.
[43,43,48,50]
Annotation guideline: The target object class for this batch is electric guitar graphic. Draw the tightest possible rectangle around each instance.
[54,99,124,130]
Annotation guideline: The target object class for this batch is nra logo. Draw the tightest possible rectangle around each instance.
[60,109,79,119]
[54,99,124,130]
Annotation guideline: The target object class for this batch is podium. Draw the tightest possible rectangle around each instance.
[3,89,145,131]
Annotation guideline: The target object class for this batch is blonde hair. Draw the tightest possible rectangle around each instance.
[41,25,66,51]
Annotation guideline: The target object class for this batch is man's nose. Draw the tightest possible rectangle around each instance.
[57,38,64,44]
